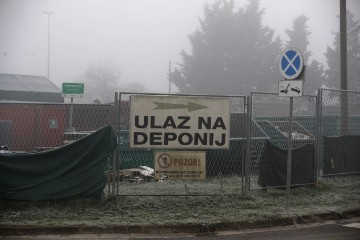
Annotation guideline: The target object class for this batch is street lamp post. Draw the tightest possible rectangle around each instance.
[43,11,53,80]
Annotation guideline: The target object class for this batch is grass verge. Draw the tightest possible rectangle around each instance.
[0,176,359,228]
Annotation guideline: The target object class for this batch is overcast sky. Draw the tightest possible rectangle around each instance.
[0,0,359,93]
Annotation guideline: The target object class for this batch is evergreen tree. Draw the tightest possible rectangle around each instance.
[171,0,281,95]
[325,11,360,91]
[286,15,311,62]
[285,15,325,94]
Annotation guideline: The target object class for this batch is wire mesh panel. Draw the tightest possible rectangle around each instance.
[0,102,112,151]
[114,92,246,196]
[319,89,360,176]
[0,103,67,151]
[249,92,317,190]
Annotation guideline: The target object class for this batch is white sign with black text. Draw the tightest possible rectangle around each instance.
[129,95,230,149]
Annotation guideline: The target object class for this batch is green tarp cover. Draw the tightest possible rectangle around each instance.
[258,140,315,188]
[0,125,116,201]
[323,135,360,175]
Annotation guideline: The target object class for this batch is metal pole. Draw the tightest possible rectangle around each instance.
[69,97,74,132]
[168,61,172,94]
[43,11,53,80]
[245,95,251,192]
[286,97,293,210]
[315,89,322,183]
[112,92,119,198]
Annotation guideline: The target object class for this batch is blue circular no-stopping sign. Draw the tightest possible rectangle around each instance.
[279,47,304,80]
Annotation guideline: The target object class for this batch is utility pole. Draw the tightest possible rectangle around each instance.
[44,11,53,80]
[340,0,348,135]
[340,0,347,91]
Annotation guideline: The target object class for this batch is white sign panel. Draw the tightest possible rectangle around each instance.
[154,151,206,180]
[278,80,304,97]
[130,95,230,149]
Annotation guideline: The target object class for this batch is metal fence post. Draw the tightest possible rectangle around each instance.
[111,92,119,198]
[245,95,251,191]
[315,89,322,183]
[116,92,121,196]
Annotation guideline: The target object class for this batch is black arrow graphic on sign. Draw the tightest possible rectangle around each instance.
[153,102,208,112]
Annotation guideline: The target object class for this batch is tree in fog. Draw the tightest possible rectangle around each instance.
[325,11,360,91]
[171,0,281,95]
[122,82,146,93]
[285,15,325,94]
[80,61,121,103]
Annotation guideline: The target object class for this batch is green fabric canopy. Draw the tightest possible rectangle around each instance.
[0,125,116,201]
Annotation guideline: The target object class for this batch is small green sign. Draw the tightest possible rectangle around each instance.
[49,119,58,128]
[62,83,84,98]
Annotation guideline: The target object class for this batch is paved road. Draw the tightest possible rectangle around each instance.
[2,221,360,240]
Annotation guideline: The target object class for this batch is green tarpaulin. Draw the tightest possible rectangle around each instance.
[0,125,116,201]
[258,140,315,188]
[323,135,360,175]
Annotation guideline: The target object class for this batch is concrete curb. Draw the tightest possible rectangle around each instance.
[1,208,359,236]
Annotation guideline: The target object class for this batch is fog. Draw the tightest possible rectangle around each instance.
[0,0,359,93]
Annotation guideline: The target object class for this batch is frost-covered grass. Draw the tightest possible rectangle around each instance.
[0,176,359,227]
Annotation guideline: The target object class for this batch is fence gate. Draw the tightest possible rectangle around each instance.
[248,92,317,190]
[114,92,246,196]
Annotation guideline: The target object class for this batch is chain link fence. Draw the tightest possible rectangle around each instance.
[248,92,317,190]
[0,102,112,151]
[2,88,359,198]
[113,92,246,196]
[318,89,360,176]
